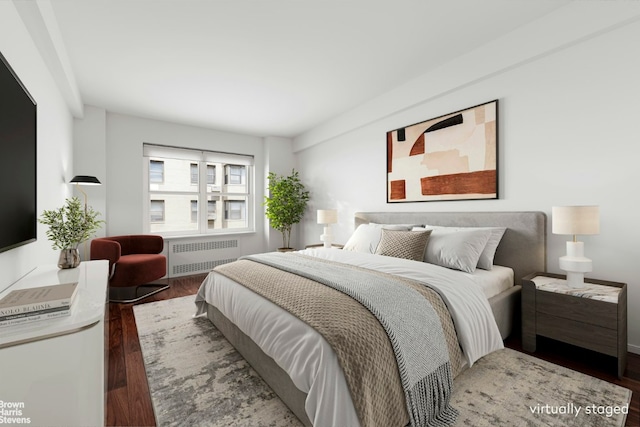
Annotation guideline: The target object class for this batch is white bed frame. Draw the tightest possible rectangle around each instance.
[206,211,547,426]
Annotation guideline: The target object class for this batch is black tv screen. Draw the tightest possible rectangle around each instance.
[0,51,37,253]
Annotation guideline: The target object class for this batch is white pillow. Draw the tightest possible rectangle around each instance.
[414,227,492,273]
[423,225,506,270]
[343,223,414,253]
[476,227,506,270]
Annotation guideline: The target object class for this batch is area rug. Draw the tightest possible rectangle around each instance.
[134,295,632,427]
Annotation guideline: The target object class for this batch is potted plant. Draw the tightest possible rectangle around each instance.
[264,169,310,251]
[39,197,104,268]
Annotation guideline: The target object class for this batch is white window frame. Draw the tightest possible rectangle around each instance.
[142,144,255,236]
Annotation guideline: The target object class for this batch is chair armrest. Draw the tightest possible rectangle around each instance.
[90,238,121,271]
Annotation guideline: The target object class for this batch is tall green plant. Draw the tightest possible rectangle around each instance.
[39,197,104,250]
[264,169,310,249]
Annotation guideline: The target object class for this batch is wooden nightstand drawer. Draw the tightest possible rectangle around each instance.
[536,312,618,356]
[522,272,628,378]
[536,290,617,330]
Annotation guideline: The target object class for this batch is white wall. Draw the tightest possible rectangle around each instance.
[0,2,74,291]
[73,105,107,244]
[295,7,640,352]
[263,136,300,250]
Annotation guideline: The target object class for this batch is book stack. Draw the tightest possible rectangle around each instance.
[0,282,79,328]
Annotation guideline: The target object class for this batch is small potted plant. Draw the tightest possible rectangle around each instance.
[39,197,104,268]
[264,169,310,251]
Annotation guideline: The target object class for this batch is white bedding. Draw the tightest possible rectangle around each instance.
[464,264,514,299]
[195,248,505,427]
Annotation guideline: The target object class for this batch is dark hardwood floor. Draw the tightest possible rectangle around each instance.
[107,274,640,426]
[107,273,207,427]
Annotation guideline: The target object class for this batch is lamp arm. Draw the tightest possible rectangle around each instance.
[75,183,88,213]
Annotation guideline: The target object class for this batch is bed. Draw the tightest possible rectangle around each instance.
[195,211,546,427]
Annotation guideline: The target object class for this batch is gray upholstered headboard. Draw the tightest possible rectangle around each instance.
[354,211,546,285]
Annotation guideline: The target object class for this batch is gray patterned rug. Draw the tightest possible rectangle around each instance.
[134,295,632,427]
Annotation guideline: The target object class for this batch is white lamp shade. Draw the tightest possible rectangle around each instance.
[552,206,600,235]
[317,209,338,224]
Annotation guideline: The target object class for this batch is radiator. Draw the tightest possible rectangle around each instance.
[167,238,241,277]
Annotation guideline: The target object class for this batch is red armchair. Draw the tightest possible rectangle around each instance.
[91,235,168,303]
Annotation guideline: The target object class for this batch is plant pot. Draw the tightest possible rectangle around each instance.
[58,248,81,269]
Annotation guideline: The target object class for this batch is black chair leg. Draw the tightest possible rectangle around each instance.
[109,283,170,303]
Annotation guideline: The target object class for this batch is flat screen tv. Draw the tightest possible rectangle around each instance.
[0,51,37,253]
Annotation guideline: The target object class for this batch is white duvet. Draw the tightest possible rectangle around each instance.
[195,248,504,427]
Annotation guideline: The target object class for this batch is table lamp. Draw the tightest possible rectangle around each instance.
[552,205,600,288]
[317,209,338,248]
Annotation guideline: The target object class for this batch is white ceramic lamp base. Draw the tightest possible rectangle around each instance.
[320,225,333,248]
[559,241,592,288]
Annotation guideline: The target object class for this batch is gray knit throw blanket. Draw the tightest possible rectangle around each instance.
[244,252,459,427]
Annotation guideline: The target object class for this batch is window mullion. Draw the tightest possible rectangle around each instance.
[198,160,208,233]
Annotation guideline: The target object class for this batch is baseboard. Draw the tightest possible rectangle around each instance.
[628,343,640,355]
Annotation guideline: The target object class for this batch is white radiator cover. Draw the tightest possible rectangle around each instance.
[167,237,241,277]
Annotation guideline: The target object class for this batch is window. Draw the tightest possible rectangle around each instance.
[190,200,198,222]
[149,160,164,183]
[207,165,216,185]
[225,165,245,185]
[150,200,165,222]
[190,164,198,184]
[144,144,254,235]
[225,200,245,220]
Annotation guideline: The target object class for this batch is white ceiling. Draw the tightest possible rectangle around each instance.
[48,0,569,138]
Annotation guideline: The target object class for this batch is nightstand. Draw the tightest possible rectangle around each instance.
[522,272,627,378]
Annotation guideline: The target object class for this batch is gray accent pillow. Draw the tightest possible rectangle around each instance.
[414,227,492,273]
[375,229,432,261]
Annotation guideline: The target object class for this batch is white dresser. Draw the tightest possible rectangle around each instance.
[0,260,109,426]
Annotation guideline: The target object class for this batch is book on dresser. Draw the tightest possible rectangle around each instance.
[0,282,78,327]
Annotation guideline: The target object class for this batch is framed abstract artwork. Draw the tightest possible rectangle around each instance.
[386,99,498,203]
